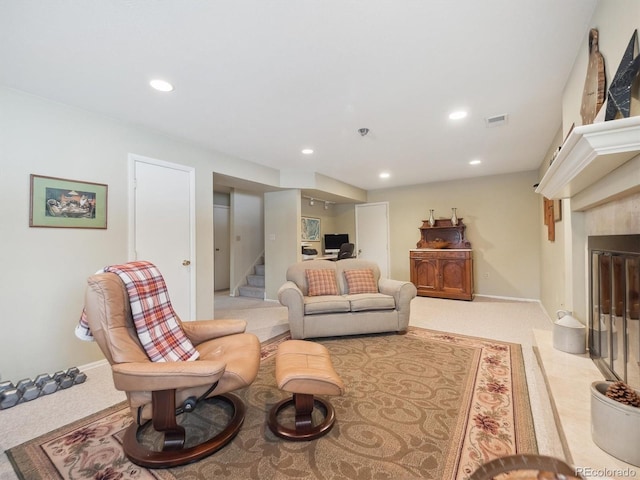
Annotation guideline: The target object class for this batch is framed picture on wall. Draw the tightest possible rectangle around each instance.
[301,216,320,241]
[29,174,108,229]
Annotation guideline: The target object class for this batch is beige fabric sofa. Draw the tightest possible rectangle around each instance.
[278,258,417,339]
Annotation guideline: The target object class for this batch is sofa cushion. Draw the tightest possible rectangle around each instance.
[304,296,351,315]
[343,268,378,294]
[347,293,396,312]
[306,269,339,296]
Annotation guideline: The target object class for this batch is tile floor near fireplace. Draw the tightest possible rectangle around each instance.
[535,329,640,479]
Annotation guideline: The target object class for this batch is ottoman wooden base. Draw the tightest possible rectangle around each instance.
[268,340,345,441]
[268,393,336,441]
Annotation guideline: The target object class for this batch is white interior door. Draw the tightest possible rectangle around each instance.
[130,155,195,320]
[214,205,230,291]
[355,202,390,278]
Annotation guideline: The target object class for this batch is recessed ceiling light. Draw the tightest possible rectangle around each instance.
[379,172,390,179]
[301,148,314,155]
[149,79,174,92]
[469,159,482,165]
[449,110,468,120]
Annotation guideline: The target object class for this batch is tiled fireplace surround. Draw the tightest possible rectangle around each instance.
[535,117,640,477]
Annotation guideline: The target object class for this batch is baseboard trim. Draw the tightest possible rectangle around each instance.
[78,359,109,371]
[474,293,540,303]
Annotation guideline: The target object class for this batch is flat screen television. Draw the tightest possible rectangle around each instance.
[324,233,349,254]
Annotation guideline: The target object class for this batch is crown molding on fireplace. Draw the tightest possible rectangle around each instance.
[535,116,640,202]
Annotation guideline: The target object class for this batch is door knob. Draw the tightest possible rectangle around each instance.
[182,260,191,266]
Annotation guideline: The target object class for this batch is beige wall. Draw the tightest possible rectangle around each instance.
[230,190,264,295]
[538,129,569,317]
[562,0,640,134]
[0,87,278,380]
[539,0,640,322]
[367,170,541,299]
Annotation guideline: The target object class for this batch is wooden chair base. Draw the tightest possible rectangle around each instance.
[268,393,336,441]
[123,392,245,468]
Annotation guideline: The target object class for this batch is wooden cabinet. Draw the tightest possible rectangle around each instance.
[410,249,473,300]
[410,216,473,300]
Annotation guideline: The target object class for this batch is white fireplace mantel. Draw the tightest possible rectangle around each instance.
[535,116,640,201]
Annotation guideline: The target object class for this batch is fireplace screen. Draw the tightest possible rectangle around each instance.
[589,235,640,389]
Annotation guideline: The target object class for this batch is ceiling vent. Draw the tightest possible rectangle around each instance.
[485,114,508,127]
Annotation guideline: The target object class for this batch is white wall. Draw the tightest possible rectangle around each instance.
[0,87,278,381]
[368,171,541,299]
[230,190,264,295]
[264,190,300,300]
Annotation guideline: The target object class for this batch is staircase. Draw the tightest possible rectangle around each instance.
[238,262,265,299]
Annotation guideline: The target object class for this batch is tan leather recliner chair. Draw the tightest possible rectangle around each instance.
[83,272,261,468]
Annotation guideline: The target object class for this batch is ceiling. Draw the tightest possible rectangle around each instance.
[0,1,598,193]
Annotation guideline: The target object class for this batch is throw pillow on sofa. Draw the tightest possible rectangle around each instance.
[306,269,339,296]
[344,269,378,294]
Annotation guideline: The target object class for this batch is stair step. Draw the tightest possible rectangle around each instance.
[255,264,265,276]
[238,285,265,299]
[247,274,265,287]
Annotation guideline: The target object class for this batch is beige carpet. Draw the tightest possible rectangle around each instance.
[7,328,537,480]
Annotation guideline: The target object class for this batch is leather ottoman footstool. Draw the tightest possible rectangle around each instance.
[268,340,345,441]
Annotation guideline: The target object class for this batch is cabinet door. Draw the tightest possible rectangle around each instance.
[412,258,439,293]
[440,258,470,296]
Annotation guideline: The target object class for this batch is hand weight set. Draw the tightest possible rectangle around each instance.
[0,367,87,409]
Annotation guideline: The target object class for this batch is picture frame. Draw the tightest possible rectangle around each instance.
[301,216,320,241]
[29,174,108,229]
[543,197,555,242]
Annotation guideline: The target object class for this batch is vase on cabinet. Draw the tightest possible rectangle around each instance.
[428,209,435,227]
[451,208,458,226]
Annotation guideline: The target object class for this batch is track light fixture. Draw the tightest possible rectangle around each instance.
[302,195,335,208]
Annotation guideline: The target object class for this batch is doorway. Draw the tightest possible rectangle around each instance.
[214,205,230,291]
[129,154,196,320]
[355,202,390,278]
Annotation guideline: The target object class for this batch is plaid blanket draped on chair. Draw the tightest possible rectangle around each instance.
[76,261,199,362]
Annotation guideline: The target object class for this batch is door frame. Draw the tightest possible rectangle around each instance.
[128,153,197,318]
[213,204,231,291]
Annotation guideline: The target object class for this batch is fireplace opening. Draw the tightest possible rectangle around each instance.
[589,235,640,389]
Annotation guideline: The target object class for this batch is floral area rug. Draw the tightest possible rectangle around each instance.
[7,328,537,479]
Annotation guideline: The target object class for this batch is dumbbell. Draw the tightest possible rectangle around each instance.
[16,378,40,402]
[35,374,58,396]
[0,381,13,393]
[0,381,19,409]
[66,367,87,385]
[51,371,73,389]
[52,368,85,389]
